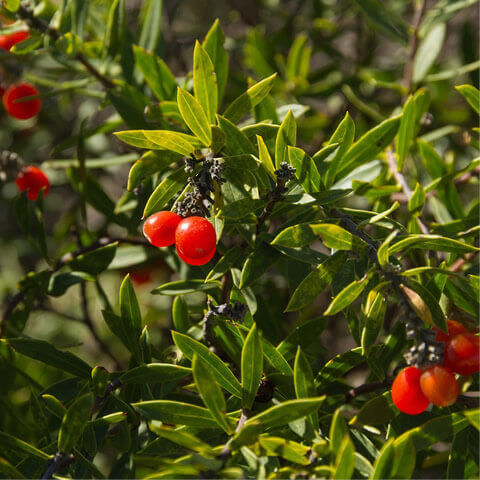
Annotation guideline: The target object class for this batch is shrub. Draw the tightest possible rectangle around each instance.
[0,1,478,479]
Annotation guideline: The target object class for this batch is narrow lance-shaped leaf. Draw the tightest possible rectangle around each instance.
[288,146,321,193]
[192,354,233,433]
[58,393,94,453]
[256,134,276,179]
[241,323,263,410]
[177,87,212,146]
[203,19,229,102]
[172,331,242,397]
[193,41,218,124]
[172,296,190,333]
[275,109,296,167]
[332,437,355,480]
[224,73,277,124]
[143,130,197,155]
[412,23,447,83]
[216,114,256,155]
[456,84,480,115]
[294,348,318,428]
[396,95,416,171]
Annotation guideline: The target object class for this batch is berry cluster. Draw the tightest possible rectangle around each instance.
[392,320,479,415]
[143,211,216,266]
[174,154,225,218]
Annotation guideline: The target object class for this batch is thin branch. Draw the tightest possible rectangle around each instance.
[386,148,430,235]
[345,380,392,402]
[403,0,428,95]
[17,5,115,89]
[40,452,74,480]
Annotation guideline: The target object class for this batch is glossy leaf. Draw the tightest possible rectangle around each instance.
[177,88,212,146]
[241,324,263,409]
[193,41,218,124]
[396,95,416,170]
[121,363,191,384]
[275,110,296,167]
[152,279,221,295]
[294,348,318,428]
[288,146,321,193]
[456,84,480,114]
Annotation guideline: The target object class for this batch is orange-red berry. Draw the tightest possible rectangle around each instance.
[175,216,216,266]
[444,333,480,376]
[434,319,468,343]
[3,83,41,119]
[420,365,458,407]
[16,166,50,201]
[143,211,182,248]
[0,30,29,51]
[391,366,430,415]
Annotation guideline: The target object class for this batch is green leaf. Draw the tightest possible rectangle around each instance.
[148,423,214,455]
[388,234,479,255]
[3,338,91,379]
[143,167,190,218]
[286,252,348,311]
[392,436,416,479]
[272,223,367,251]
[206,246,243,281]
[336,115,401,179]
[332,437,355,480]
[203,20,229,102]
[48,271,93,297]
[121,363,191,384]
[58,393,94,453]
[216,115,256,155]
[456,84,480,114]
[133,400,220,428]
[138,0,163,53]
[259,436,311,465]
[288,146,321,193]
[371,439,395,479]
[143,130,197,155]
[408,183,426,213]
[152,279,221,295]
[353,0,409,44]
[172,331,242,397]
[133,45,177,101]
[177,88,212,146]
[69,242,117,275]
[192,41,218,124]
[0,431,50,460]
[275,110,296,167]
[294,348,318,428]
[413,23,447,83]
[245,397,325,430]
[224,74,277,124]
[330,409,349,454]
[396,95,416,170]
[192,354,233,433]
[172,296,190,333]
[239,242,281,289]
[104,0,126,56]
[286,33,311,81]
[127,150,179,191]
[324,112,355,187]
[352,392,396,426]
[256,135,276,179]
[241,324,263,410]
[361,289,386,355]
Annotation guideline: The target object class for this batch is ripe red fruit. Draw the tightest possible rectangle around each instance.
[444,333,480,376]
[16,166,50,200]
[143,211,182,248]
[391,366,430,415]
[434,319,468,343]
[175,216,216,266]
[420,365,458,407]
[129,268,153,286]
[0,30,29,51]
[3,83,41,120]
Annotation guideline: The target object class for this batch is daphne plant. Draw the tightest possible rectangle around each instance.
[0,0,479,479]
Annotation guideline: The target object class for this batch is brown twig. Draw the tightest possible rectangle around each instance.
[386,148,430,236]
[345,379,392,402]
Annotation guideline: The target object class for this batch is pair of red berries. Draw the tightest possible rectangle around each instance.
[392,320,479,415]
[2,83,42,119]
[143,211,216,266]
[16,165,50,200]
[0,30,29,51]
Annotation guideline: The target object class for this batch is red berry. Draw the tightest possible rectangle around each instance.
[3,83,41,120]
[175,216,216,266]
[420,365,458,407]
[444,333,480,376]
[16,166,50,201]
[391,366,430,415]
[434,319,468,343]
[0,30,29,51]
[143,211,181,247]
[129,268,153,286]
